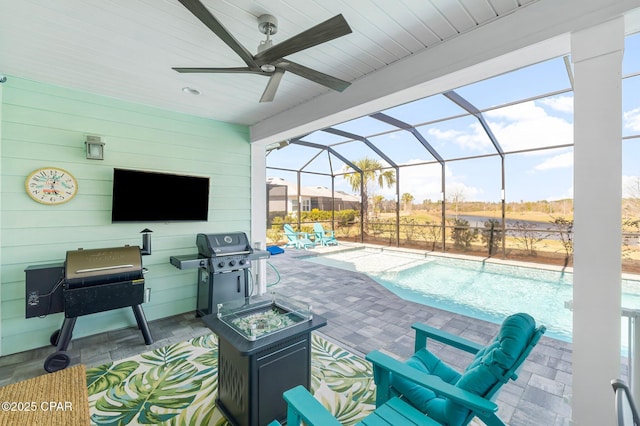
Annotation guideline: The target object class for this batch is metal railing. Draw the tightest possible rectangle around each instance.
[623,308,640,399]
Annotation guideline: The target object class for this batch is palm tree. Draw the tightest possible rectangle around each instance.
[401,192,414,212]
[342,157,396,231]
[372,195,385,215]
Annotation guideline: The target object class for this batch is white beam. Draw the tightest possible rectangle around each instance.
[251,0,640,145]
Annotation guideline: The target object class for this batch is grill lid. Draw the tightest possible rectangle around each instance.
[65,245,142,284]
[196,232,252,258]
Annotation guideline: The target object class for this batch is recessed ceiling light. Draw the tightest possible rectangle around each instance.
[182,87,200,95]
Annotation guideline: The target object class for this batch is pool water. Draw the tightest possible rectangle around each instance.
[303,248,640,344]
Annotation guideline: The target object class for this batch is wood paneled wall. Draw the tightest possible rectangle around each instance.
[0,76,251,356]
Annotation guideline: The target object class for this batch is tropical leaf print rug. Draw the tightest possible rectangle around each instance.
[87,333,375,425]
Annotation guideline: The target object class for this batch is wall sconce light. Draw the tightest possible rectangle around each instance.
[85,135,105,160]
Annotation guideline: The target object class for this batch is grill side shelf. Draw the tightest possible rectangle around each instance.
[170,254,206,270]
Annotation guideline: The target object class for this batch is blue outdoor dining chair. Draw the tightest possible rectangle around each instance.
[283,223,315,249]
[278,312,545,426]
[313,223,338,246]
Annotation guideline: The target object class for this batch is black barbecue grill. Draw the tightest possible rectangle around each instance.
[25,245,154,372]
[170,232,269,316]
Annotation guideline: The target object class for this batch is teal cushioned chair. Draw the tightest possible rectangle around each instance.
[370,313,545,426]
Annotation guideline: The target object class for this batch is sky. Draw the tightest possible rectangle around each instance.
[267,33,640,204]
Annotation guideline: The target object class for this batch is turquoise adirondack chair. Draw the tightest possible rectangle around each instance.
[278,384,441,425]
[283,223,315,249]
[313,223,338,246]
[278,313,545,426]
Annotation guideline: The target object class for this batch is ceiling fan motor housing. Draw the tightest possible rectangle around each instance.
[258,14,278,36]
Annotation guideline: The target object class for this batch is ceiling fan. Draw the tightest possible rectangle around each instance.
[173,0,353,102]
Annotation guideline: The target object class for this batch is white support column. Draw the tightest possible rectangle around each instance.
[251,142,268,294]
[0,79,3,356]
[571,17,623,425]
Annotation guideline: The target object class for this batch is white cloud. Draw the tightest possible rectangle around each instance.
[427,125,491,151]
[374,161,441,202]
[534,151,573,171]
[539,95,574,113]
[425,101,573,154]
[445,181,480,201]
[371,160,483,203]
[624,107,640,132]
[484,101,573,151]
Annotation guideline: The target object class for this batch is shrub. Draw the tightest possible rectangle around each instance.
[450,218,478,250]
[336,209,358,225]
[400,217,417,243]
[511,221,547,256]
[481,219,503,255]
[266,229,283,244]
[550,216,573,264]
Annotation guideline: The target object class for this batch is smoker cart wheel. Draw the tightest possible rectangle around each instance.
[49,329,72,346]
[50,329,60,346]
[44,351,71,373]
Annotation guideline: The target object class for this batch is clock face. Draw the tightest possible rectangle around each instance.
[25,167,78,205]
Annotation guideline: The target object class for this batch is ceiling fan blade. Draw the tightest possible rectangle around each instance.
[278,61,351,92]
[177,0,257,68]
[260,69,285,103]
[173,67,264,75]
[254,14,352,65]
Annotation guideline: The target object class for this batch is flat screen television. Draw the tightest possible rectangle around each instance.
[111,168,210,222]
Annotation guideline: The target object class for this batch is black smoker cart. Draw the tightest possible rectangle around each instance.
[25,245,153,372]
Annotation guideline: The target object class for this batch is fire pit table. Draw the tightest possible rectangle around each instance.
[201,292,326,426]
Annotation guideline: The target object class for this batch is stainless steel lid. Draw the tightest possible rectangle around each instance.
[65,245,142,282]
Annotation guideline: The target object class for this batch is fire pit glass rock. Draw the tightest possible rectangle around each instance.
[217,292,312,341]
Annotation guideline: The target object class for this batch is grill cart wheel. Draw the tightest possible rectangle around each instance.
[44,351,71,373]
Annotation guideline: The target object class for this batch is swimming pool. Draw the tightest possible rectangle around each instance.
[303,247,640,343]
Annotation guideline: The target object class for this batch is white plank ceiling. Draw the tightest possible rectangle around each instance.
[2,0,640,135]
[0,0,538,126]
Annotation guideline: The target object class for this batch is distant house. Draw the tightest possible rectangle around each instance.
[266,177,360,221]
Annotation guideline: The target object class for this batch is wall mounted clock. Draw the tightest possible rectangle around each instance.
[25,167,78,205]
